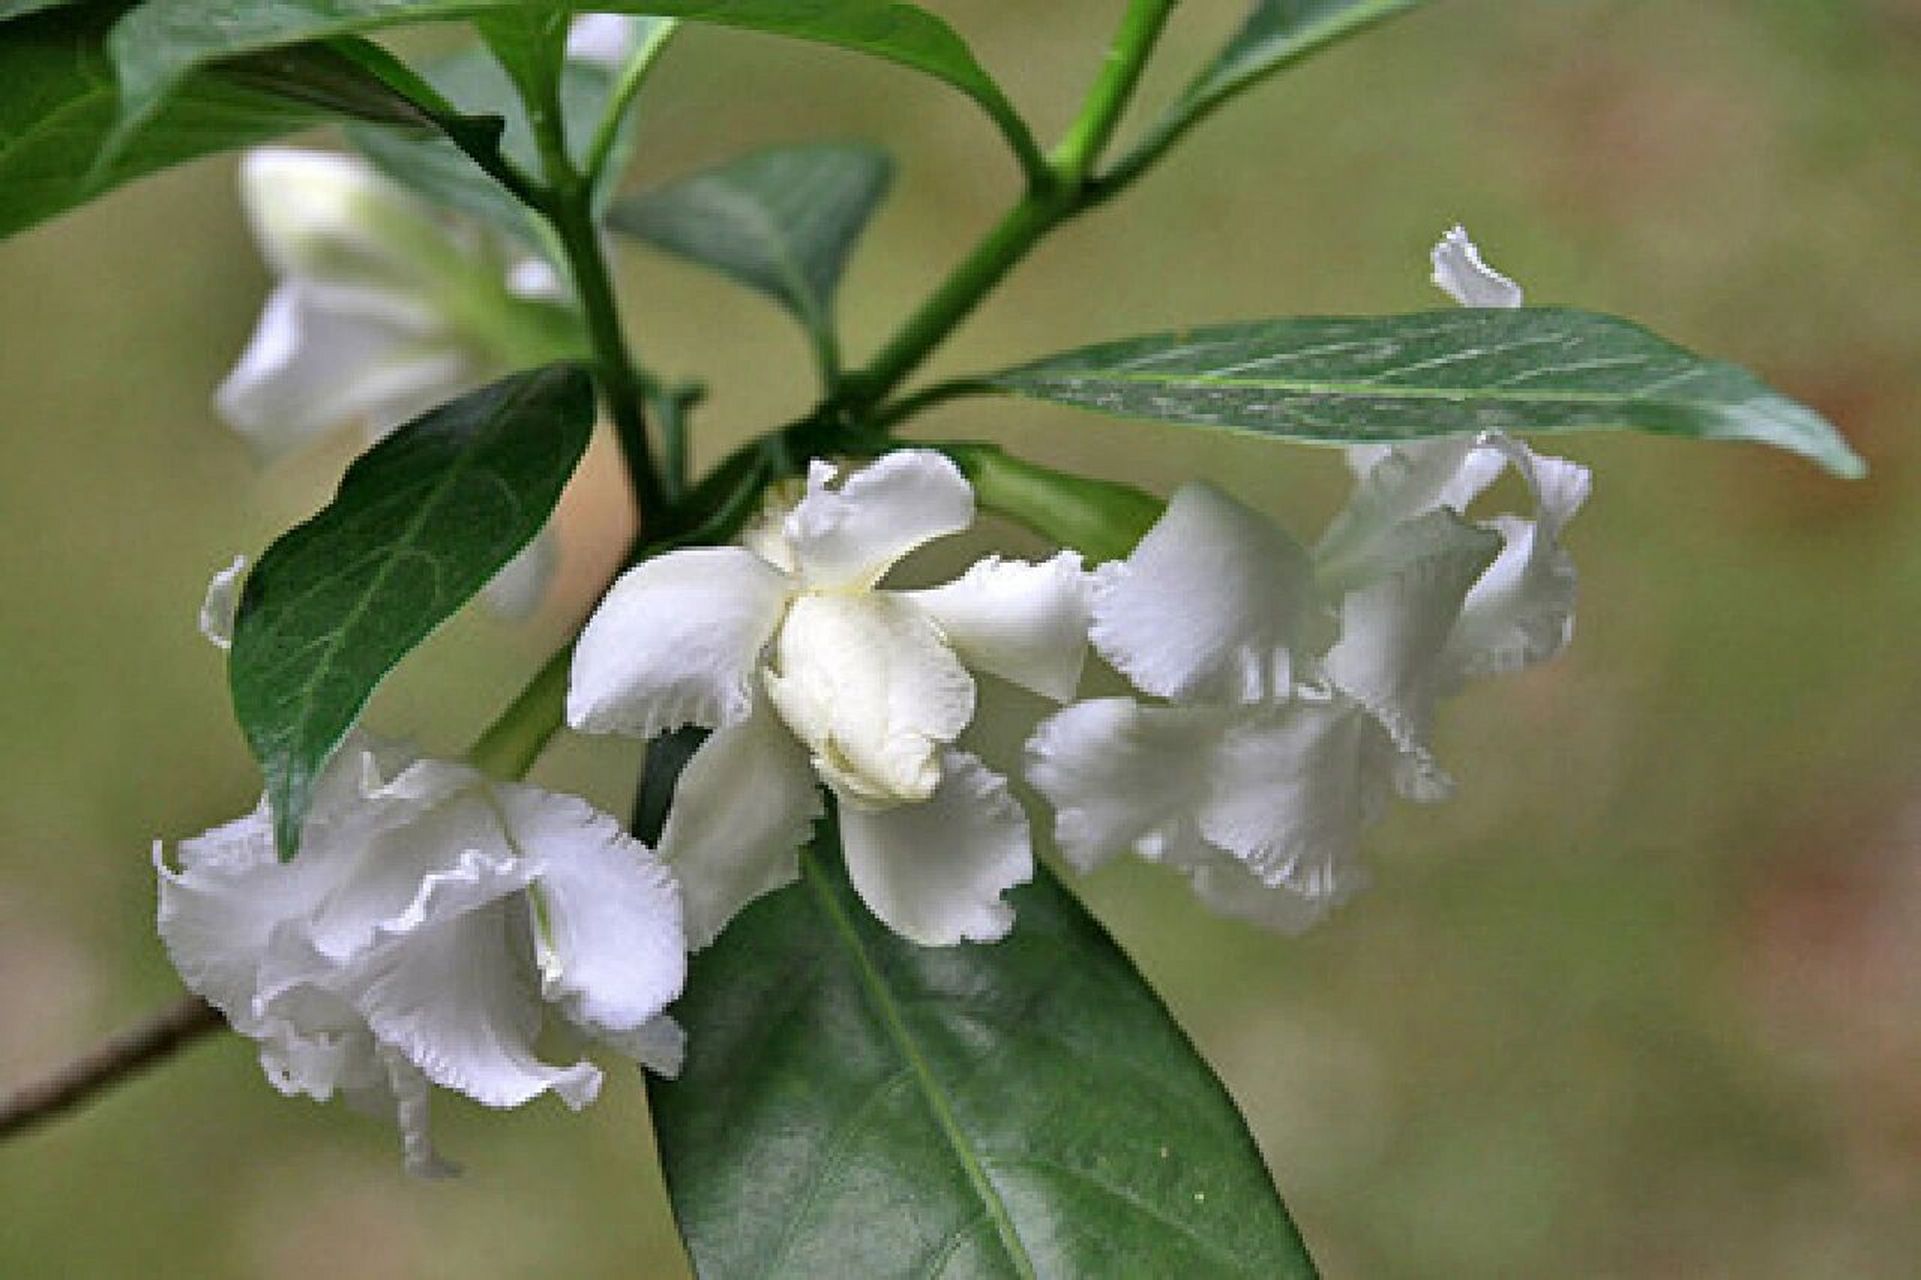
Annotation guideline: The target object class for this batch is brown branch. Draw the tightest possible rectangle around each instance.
[0,995,226,1140]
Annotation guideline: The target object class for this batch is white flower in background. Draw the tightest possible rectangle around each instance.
[569,450,1090,948]
[156,734,686,1175]
[1027,227,1589,933]
[566,13,645,67]
[217,147,584,615]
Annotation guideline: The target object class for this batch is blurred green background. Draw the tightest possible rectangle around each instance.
[4,1,1920,1275]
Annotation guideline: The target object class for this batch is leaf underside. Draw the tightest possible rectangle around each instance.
[230,364,595,858]
[650,819,1316,1279]
[610,141,894,343]
[991,308,1865,478]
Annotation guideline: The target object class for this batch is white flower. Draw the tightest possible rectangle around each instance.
[217,148,584,615]
[1430,223,1523,309]
[569,450,1090,947]
[1028,228,1590,932]
[156,734,686,1175]
[566,14,645,67]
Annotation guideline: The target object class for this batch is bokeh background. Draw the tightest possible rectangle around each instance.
[4,1,1920,1275]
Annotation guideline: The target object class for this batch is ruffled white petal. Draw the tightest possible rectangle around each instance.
[499,784,686,1037]
[349,896,602,1111]
[837,751,1032,946]
[1193,697,1391,894]
[785,451,975,590]
[1316,437,1504,588]
[1179,842,1364,936]
[293,761,517,964]
[657,699,823,947]
[156,742,682,1172]
[568,546,792,738]
[1446,441,1591,683]
[1430,225,1524,309]
[198,555,247,650]
[1091,481,1316,703]
[156,812,334,1031]
[902,552,1090,703]
[1023,698,1228,873]
[1324,510,1500,796]
[763,591,975,807]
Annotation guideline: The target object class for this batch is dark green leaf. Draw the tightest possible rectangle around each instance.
[205,37,450,129]
[109,1,1039,175]
[0,3,322,240]
[231,364,595,858]
[989,309,1866,478]
[650,818,1316,1279]
[471,7,568,110]
[347,48,563,253]
[610,143,893,371]
[0,0,81,20]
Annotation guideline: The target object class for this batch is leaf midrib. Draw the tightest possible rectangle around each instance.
[798,852,1037,1280]
[1003,365,1749,412]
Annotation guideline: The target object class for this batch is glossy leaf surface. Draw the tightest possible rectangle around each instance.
[0,4,320,239]
[650,819,1316,1279]
[990,309,1865,477]
[230,365,594,857]
[109,1,1034,170]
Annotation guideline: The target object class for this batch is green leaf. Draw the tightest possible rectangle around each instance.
[0,0,81,20]
[1114,0,1422,182]
[346,48,562,253]
[346,28,664,256]
[230,364,595,858]
[609,143,893,376]
[471,7,568,109]
[989,309,1866,478]
[108,1,1040,176]
[208,36,473,130]
[1183,0,1420,119]
[650,818,1317,1279]
[0,3,321,240]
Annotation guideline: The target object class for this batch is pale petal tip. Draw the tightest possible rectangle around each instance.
[198,554,248,650]
[1430,224,1524,309]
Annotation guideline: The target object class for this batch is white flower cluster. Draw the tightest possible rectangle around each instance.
[162,226,1585,1169]
[158,736,684,1176]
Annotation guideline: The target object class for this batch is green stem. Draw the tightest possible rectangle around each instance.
[848,191,1076,408]
[1051,0,1178,181]
[468,643,573,780]
[845,0,1177,413]
[528,67,668,527]
[581,19,681,190]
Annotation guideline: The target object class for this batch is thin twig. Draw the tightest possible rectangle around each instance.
[0,995,226,1141]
